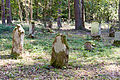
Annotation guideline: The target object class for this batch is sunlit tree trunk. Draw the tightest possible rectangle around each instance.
[6,0,12,24]
[1,0,5,24]
[25,0,29,23]
[119,0,120,30]
[74,0,83,30]
[17,0,23,23]
[81,0,85,28]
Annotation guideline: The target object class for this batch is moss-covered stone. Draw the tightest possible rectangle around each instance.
[11,24,25,58]
[51,34,69,68]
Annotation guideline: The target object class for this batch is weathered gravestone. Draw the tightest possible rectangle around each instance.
[11,24,25,57]
[29,21,35,38]
[91,22,101,40]
[109,27,115,37]
[102,37,114,46]
[113,32,120,46]
[51,34,69,68]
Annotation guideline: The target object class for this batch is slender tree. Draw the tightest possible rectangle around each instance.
[119,0,120,30]
[81,0,85,28]
[74,0,83,30]
[24,0,29,23]
[6,0,12,24]
[17,0,23,23]
[57,1,62,28]
[68,0,70,22]
[1,0,5,24]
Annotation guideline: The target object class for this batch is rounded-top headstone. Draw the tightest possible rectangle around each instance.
[51,34,69,68]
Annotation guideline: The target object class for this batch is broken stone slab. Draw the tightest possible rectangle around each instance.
[50,34,69,68]
[11,24,25,58]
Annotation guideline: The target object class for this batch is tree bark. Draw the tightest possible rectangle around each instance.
[17,0,23,23]
[25,0,29,23]
[68,0,70,22]
[81,0,85,28]
[6,0,12,24]
[30,0,33,21]
[1,0,5,24]
[119,0,120,30]
[57,1,62,28]
[74,0,83,30]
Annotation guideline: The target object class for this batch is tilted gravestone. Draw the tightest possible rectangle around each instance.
[11,24,25,57]
[51,34,69,68]
[29,21,35,38]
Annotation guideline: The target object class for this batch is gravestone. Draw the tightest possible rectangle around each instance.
[91,22,101,40]
[29,21,35,38]
[113,32,120,46]
[11,24,25,57]
[102,37,114,46]
[109,27,115,37]
[50,34,69,68]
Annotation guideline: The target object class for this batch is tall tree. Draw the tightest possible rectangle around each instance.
[30,0,33,22]
[1,0,5,24]
[119,0,120,30]
[68,0,70,22]
[81,0,85,28]
[6,0,12,24]
[74,0,83,30]
[57,1,62,28]
[24,0,29,23]
[17,0,23,23]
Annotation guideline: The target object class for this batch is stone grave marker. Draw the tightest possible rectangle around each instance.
[11,24,25,57]
[50,34,69,68]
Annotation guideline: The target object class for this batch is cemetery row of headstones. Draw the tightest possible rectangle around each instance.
[91,22,120,46]
[11,23,120,68]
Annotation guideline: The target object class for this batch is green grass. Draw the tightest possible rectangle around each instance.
[0,24,120,79]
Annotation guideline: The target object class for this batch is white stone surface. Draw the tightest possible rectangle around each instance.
[53,36,66,53]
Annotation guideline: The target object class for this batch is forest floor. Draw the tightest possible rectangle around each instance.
[0,22,120,80]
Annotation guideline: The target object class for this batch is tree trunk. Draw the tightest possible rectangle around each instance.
[81,0,85,28]
[6,0,12,24]
[57,1,62,28]
[51,34,69,68]
[119,0,120,30]
[68,0,70,22]
[43,0,47,27]
[1,0,5,24]
[30,0,33,21]
[34,0,38,20]
[25,0,29,23]
[17,0,23,23]
[74,0,83,30]
[11,24,25,58]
